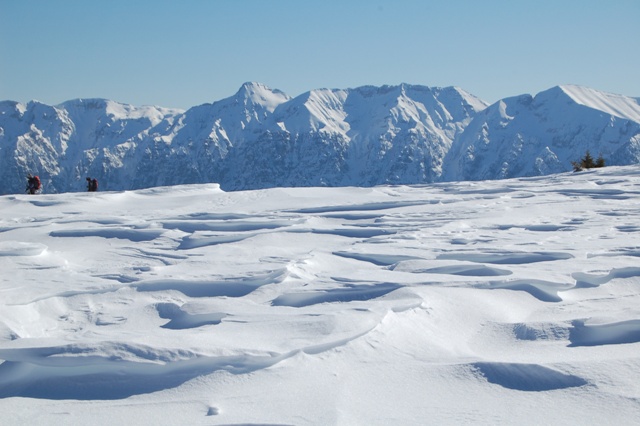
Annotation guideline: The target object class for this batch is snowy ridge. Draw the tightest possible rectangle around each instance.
[559,84,640,122]
[1,166,640,424]
[272,88,350,134]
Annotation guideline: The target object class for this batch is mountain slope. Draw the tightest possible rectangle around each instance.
[221,84,485,190]
[1,83,639,194]
[443,85,640,181]
[0,99,183,193]
[0,83,486,193]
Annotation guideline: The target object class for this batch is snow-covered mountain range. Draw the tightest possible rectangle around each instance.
[1,83,639,193]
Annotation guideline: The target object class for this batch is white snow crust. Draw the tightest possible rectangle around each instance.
[1,166,640,424]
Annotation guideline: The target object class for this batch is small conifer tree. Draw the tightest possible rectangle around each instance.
[572,150,605,172]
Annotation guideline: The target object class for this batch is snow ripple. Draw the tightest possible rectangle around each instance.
[134,269,287,298]
[271,282,402,307]
[569,319,640,347]
[155,303,227,330]
[0,349,283,400]
[0,241,47,257]
[572,267,640,288]
[437,251,574,264]
[472,362,588,391]
[478,279,574,302]
[50,227,166,242]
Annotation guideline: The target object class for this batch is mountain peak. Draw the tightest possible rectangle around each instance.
[233,82,290,113]
[239,81,272,91]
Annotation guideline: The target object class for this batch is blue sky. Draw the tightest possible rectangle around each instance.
[1,0,639,109]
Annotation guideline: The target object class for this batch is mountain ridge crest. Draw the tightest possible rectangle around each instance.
[1,83,638,194]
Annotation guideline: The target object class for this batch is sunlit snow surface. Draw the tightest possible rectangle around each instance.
[1,167,640,424]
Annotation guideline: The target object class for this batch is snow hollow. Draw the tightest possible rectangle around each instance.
[1,166,640,424]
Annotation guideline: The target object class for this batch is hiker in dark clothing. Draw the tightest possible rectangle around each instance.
[26,174,41,194]
[86,177,98,192]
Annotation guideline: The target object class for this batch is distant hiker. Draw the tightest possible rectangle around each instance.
[26,174,42,194]
[86,177,98,192]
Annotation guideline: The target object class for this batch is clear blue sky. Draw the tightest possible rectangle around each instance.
[2,0,639,109]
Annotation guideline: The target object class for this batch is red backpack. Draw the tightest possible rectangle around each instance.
[33,176,41,190]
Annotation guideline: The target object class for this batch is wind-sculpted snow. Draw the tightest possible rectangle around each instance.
[288,200,428,214]
[155,303,227,330]
[0,343,287,400]
[133,269,288,298]
[50,227,167,242]
[0,241,47,257]
[471,362,588,391]
[477,279,574,302]
[512,322,571,341]
[333,251,422,267]
[1,166,640,425]
[271,282,403,308]
[572,267,640,288]
[436,250,574,264]
[569,319,640,347]
[415,264,512,277]
[163,218,296,233]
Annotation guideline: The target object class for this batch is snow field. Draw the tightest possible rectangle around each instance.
[0,167,640,424]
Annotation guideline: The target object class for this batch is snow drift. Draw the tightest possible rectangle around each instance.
[1,165,640,424]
